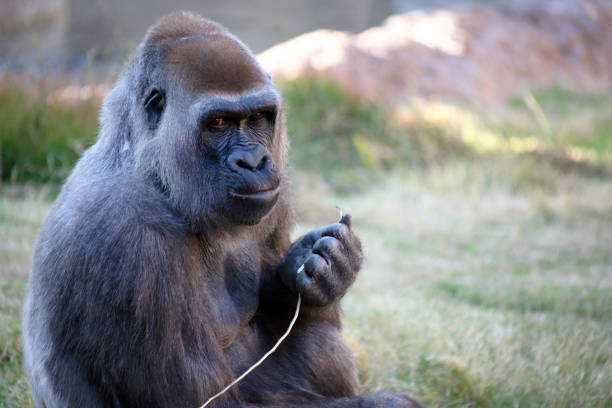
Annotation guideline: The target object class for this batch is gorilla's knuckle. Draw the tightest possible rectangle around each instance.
[316,235,342,253]
[305,253,328,276]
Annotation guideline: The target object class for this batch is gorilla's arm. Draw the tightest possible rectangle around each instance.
[27,186,239,408]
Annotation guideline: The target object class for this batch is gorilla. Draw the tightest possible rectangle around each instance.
[23,11,421,408]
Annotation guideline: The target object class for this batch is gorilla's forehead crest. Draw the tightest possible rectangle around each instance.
[143,11,268,94]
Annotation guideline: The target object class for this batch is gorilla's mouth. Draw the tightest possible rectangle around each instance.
[226,184,280,225]
[228,186,280,201]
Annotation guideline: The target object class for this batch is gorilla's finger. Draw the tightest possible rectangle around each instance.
[312,237,352,277]
[298,254,338,306]
[339,213,352,229]
[303,252,329,279]
[320,222,349,242]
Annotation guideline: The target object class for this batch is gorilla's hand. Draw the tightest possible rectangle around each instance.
[279,214,362,307]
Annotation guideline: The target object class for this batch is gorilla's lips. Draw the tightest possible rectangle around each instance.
[226,184,280,224]
[229,186,280,201]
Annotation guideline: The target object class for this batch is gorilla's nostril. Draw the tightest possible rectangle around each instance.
[228,147,270,173]
[236,158,253,170]
[256,156,268,171]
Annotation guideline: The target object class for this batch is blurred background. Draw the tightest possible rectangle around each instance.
[1,0,611,407]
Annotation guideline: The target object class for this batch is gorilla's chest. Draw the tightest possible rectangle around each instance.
[208,248,261,349]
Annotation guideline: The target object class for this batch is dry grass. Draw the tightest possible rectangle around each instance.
[292,159,612,407]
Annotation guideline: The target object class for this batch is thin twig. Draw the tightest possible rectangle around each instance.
[199,293,302,408]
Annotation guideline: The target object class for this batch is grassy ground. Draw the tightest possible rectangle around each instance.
[295,166,611,407]
[0,186,52,407]
[1,82,611,407]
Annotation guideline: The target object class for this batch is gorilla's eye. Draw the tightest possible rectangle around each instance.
[249,112,264,121]
[208,118,229,131]
[247,112,268,128]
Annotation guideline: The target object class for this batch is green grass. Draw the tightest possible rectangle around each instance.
[0,83,99,183]
[281,77,390,191]
[1,80,612,407]
[281,77,470,193]
[500,87,612,165]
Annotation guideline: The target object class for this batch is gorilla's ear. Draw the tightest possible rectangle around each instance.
[144,88,165,129]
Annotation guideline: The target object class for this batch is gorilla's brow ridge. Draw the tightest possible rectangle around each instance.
[195,90,280,119]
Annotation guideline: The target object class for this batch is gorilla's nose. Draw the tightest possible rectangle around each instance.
[227,146,270,173]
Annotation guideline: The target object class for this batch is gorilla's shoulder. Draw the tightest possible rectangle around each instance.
[37,164,187,266]
[30,168,193,320]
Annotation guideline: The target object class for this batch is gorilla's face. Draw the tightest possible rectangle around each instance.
[199,97,281,226]
[137,34,285,231]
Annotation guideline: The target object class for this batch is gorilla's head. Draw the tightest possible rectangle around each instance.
[101,12,288,232]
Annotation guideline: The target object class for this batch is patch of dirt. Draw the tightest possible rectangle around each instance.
[257,0,612,105]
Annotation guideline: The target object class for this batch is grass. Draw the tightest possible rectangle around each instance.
[0,187,52,407]
[0,82,99,183]
[1,79,612,407]
[282,77,472,193]
[309,166,612,407]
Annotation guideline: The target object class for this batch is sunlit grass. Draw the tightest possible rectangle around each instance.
[394,91,612,166]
